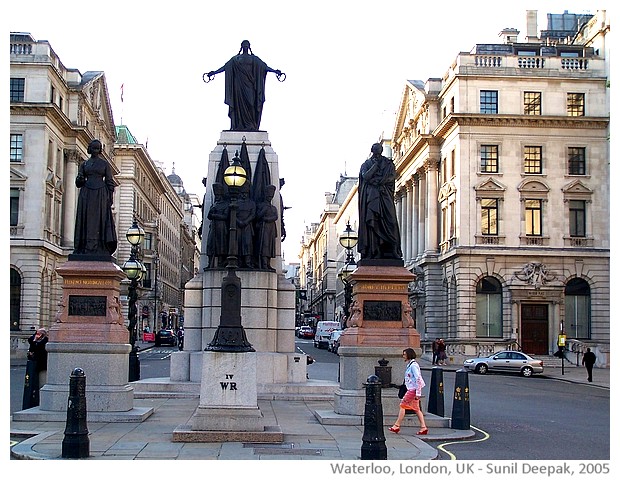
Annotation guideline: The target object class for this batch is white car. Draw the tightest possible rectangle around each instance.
[327,330,343,353]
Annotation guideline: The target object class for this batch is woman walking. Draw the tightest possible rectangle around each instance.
[389,347,428,435]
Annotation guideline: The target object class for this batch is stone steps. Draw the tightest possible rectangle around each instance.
[131,377,339,401]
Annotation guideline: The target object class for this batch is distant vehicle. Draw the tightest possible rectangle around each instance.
[463,350,544,377]
[314,321,341,349]
[327,330,343,353]
[155,329,177,347]
[298,326,314,339]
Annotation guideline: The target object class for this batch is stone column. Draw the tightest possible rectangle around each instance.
[417,171,426,255]
[411,175,419,259]
[62,149,80,248]
[406,180,414,261]
[425,160,439,252]
[396,190,405,259]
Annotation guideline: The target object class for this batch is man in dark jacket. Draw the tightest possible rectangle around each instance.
[582,348,596,382]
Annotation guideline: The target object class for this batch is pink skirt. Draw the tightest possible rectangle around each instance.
[399,389,420,412]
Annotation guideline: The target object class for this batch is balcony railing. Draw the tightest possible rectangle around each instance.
[475,234,505,246]
[444,53,604,83]
[564,236,593,247]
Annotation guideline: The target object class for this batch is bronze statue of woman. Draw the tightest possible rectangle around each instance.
[72,139,118,258]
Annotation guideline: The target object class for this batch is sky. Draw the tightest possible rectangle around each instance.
[8,0,607,264]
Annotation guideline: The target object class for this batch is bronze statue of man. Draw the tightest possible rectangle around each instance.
[73,139,118,258]
[204,40,285,131]
[357,143,402,261]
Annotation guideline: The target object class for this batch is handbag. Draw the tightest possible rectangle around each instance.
[398,383,407,399]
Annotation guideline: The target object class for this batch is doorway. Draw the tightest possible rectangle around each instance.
[521,303,548,354]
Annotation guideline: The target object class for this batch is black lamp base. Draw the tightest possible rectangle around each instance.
[205,325,255,352]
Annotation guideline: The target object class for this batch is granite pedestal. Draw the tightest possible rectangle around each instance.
[173,351,282,442]
[12,260,152,423]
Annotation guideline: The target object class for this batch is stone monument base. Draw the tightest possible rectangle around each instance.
[173,350,283,443]
[12,260,153,423]
[334,345,422,416]
[13,342,153,422]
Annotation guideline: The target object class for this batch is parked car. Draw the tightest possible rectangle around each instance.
[298,326,314,339]
[314,321,341,349]
[327,330,343,353]
[463,350,544,377]
[155,329,177,347]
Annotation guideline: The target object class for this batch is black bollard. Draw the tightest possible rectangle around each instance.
[361,375,387,460]
[450,368,471,430]
[62,368,90,459]
[22,359,39,409]
[374,358,392,388]
[427,366,445,417]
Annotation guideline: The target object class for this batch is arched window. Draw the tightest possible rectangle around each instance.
[565,278,590,338]
[476,276,502,337]
[10,268,21,331]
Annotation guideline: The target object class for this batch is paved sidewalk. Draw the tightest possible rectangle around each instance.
[10,353,609,461]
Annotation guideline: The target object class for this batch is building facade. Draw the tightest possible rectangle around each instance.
[10,33,197,356]
[391,10,610,365]
[297,10,609,366]
[298,175,358,328]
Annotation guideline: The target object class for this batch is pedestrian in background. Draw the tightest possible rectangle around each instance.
[24,328,48,408]
[432,338,440,365]
[27,328,48,382]
[437,338,447,365]
[582,347,596,382]
[389,348,428,435]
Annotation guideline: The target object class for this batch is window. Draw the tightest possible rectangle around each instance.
[564,278,590,338]
[476,277,502,337]
[10,78,25,102]
[480,145,498,173]
[569,200,586,237]
[449,201,456,239]
[525,199,542,235]
[450,150,456,178]
[524,146,542,174]
[568,147,586,175]
[144,232,153,250]
[10,189,20,226]
[567,93,585,116]
[10,268,21,331]
[524,91,541,115]
[441,158,447,183]
[142,262,152,288]
[481,199,498,235]
[480,90,498,114]
[10,134,23,162]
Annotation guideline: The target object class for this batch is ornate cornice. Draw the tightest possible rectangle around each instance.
[434,113,609,139]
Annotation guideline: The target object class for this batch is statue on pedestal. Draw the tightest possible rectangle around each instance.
[73,139,118,258]
[254,185,278,271]
[357,143,402,261]
[236,186,256,268]
[204,40,285,131]
[206,183,230,268]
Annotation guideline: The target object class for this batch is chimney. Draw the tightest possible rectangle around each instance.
[525,10,539,42]
[498,28,519,44]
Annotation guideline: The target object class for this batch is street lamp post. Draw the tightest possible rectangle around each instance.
[339,221,358,323]
[206,152,254,353]
[122,218,145,382]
